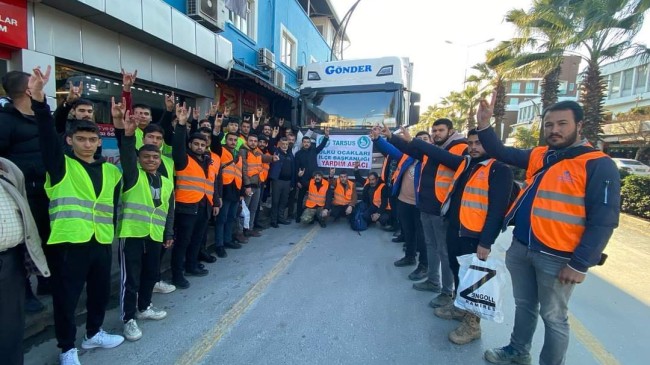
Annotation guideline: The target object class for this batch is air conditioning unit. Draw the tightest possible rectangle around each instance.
[187,0,226,32]
[296,65,304,84]
[274,70,285,89]
[258,48,275,70]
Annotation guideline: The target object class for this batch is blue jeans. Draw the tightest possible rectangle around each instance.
[215,199,239,247]
[506,238,576,365]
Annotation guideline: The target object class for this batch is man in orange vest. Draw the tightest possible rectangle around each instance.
[240,134,276,236]
[171,104,220,289]
[214,132,245,252]
[409,129,514,344]
[476,98,620,365]
[328,168,357,221]
[354,167,391,227]
[299,171,332,227]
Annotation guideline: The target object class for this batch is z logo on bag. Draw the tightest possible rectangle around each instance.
[459,265,497,310]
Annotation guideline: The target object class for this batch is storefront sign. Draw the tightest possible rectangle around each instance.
[216,82,241,116]
[316,134,373,170]
[0,0,28,50]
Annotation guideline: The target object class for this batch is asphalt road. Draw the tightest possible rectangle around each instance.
[24,218,650,365]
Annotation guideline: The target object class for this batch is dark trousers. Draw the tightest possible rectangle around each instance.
[446,223,479,290]
[296,185,308,220]
[119,238,162,322]
[362,205,390,226]
[330,205,351,221]
[50,241,112,352]
[172,208,208,280]
[0,246,26,365]
[271,179,291,223]
[397,201,427,265]
[287,187,297,218]
[215,199,239,246]
[27,193,51,291]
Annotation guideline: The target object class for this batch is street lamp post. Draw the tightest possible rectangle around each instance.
[444,38,495,87]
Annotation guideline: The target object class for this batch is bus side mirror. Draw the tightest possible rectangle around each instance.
[409,92,421,126]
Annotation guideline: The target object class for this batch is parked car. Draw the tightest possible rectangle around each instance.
[612,158,650,176]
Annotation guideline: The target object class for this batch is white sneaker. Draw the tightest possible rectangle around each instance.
[81,329,124,349]
[123,319,142,341]
[153,281,176,294]
[59,348,81,365]
[136,304,167,320]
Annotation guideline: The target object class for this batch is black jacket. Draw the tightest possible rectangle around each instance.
[294,136,329,186]
[0,104,46,198]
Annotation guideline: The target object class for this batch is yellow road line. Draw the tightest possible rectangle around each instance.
[175,226,320,365]
[569,313,621,365]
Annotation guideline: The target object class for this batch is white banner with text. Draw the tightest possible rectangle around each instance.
[316,134,373,170]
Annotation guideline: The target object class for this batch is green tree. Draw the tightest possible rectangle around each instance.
[513,122,541,149]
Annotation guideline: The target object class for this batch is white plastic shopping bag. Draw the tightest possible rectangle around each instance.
[454,253,507,323]
[240,200,251,229]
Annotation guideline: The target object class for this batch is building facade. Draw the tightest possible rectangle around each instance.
[600,54,650,162]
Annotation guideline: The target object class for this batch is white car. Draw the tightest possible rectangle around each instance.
[612,158,650,176]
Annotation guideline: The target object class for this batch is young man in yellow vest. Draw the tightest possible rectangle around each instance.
[300,171,332,227]
[477,98,620,365]
[112,98,177,294]
[31,66,124,365]
[328,168,357,222]
[171,104,220,289]
[410,129,514,344]
[117,112,175,342]
[240,133,276,236]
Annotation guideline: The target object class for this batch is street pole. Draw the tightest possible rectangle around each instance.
[445,38,495,88]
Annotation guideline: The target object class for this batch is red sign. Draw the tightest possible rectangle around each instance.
[0,0,27,50]
[97,123,116,138]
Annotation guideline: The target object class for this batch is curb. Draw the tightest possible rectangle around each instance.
[619,213,650,231]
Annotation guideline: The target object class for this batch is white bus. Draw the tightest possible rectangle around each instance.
[294,56,420,172]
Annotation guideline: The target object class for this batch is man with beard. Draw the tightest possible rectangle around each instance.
[328,168,357,222]
[240,134,276,236]
[171,104,220,289]
[295,127,330,222]
[407,129,513,345]
[214,132,245,251]
[269,137,295,227]
[300,171,332,227]
[477,98,620,365]
[354,168,391,227]
[388,119,466,307]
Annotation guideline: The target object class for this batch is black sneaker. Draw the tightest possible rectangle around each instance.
[224,242,242,249]
[25,296,45,313]
[172,276,190,289]
[484,345,532,365]
[408,264,428,281]
[215,246,227,258]
[198,252,217,263]
[270,222,279,228]
[279,219,291,225]
[394,256,416,267]
[185,267,209,277]
[392,235,405,243]
[319,221,327,228]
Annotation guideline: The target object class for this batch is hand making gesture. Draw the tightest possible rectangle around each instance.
[176,102,192,126]
[476,91,496,129]
[111,96,127,128]
[123,110,138,137]
[28,65,52,102]
[164,92,175,112]
[66,81,83,103]
[121,68,138,92]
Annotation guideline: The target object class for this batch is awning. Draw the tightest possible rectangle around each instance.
[229,65,295,100]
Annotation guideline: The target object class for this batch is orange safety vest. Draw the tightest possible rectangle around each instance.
[391,155,410,184]
[305,179,330,208]
[445,157,495,234]
[210,151,221,173]
[509,146,608,253]
[373,182,391,210]
[175,156,217,205]
[260,151,271,182]
[221,148,243,189]
[433,143,467,203]
[333,179,355,206]
[246,148,264,177]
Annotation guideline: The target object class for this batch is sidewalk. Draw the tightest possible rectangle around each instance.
[23,212,650,341]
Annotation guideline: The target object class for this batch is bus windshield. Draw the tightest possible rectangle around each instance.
[301,90,400,130]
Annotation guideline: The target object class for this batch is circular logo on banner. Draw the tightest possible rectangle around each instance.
[317,136,331,148]
[357,136,371,149]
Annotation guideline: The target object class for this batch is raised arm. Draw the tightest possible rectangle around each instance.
[479,163,514,248]
[409,138,464,170]
[172,103,191,170]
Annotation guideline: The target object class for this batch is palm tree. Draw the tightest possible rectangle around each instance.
[514,0,649,145]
